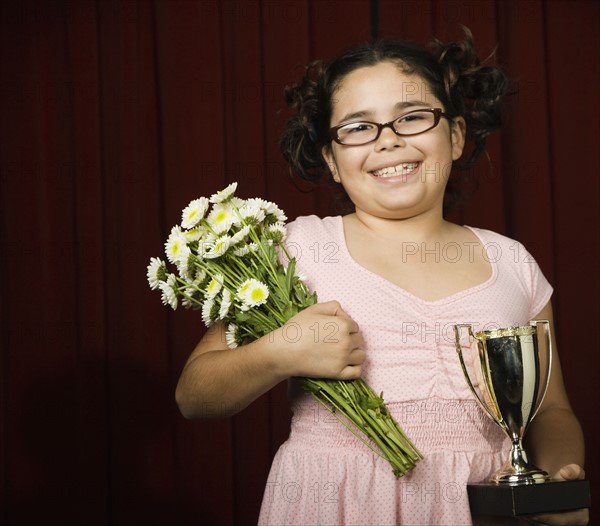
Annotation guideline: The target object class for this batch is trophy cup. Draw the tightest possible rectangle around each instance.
[454,321,590,516]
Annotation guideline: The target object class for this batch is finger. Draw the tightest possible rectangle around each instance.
[528,508,589,526]
[348,348,366,365]
[338,363,362,380]
[554,464,585,481]
[348,333,364,351]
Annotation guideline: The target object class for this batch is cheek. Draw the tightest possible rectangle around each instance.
[335,148,369,175]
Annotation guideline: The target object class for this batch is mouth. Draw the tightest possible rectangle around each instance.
[371,162,420,178]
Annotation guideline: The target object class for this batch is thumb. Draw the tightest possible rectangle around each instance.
[554,464,585,481]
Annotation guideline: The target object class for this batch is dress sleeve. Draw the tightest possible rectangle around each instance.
[518,242,554,319]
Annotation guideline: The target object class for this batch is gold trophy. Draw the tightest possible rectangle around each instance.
[454,321,590,516]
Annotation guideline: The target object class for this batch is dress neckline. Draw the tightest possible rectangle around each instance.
[330,215,498,305]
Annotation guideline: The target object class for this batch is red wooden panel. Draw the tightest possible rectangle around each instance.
[0,1,98,522]
[96,1,180,523]
[544,0,600,505]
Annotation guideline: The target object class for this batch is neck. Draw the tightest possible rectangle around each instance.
[352,207,450,242]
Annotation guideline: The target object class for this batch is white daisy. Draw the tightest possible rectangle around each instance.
[181,296,193,308]
[218,289,232,319]
[264,201,287,222]
[268,223,287,243]
[159,274,179,310]
[198,234,216,258]
[205,274,224,299]
[192,267,207,286]
[237,278,269,308]
[183,228,203,243]
[177,252,197,281]
[230,225,251,246]
[295,271,308,283]
[239,202,265,223]
[207,203,234,234]
[181,197,209,229]
[225,323,241,348]
[181,285,202,309]
[209,182,238,204]
[233,245,250,257]
[201,297,216,326]
[146,257,167,290]
[246,197,269,209]
[204,235,231,259]
[230,196,245,208]
[165,226,190,264]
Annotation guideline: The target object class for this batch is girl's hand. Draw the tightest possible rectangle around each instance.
[526,464,588,525]
[272,301,365,380]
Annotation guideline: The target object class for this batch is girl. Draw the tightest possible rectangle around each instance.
[176,31,587,525]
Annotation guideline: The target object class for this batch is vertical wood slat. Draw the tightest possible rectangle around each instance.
[153,1,235,524]
[544,1,600,507]
[65,0,110,522]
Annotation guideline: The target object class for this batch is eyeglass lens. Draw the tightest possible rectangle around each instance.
[336,110,439,145]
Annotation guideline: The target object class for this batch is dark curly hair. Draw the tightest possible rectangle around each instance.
[279,28,509,214]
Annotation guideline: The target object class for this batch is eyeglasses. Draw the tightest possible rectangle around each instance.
[329,108,451,146]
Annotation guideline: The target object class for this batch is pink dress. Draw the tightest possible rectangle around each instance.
[258,216,553,526]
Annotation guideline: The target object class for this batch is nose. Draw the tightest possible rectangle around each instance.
[374,124,405,151]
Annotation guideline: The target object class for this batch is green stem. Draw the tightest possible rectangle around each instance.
[303,377,422,476]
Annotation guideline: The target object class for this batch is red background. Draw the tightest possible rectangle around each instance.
[1,1,598,524]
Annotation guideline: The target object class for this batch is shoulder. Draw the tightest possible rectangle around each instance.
[286,215,342,241]
[283,215,345,273]
[467,226,553,311]
[288,214,341,229]
[466,226,521,248]
[465,226,534,262]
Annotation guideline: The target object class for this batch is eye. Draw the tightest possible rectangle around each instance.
[398,111,428,123]
[342,122,374,134]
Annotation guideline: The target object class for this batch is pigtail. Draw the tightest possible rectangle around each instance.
[432,27,510,169]
[279,62,329,181]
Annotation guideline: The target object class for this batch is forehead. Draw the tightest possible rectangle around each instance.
[330,61,439,119]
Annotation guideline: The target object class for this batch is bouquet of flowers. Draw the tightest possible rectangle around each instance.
[147,182,422,477]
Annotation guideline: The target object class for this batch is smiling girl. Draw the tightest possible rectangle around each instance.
[176,30,587,526]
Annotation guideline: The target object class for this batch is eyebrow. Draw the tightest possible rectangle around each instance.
[337,100,431,124]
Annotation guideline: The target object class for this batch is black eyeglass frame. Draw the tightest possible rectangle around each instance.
[328,107,453,146]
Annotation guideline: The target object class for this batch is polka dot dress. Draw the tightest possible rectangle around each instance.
[258,216,553,526]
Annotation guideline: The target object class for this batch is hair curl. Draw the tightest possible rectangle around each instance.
[279,27,509,214]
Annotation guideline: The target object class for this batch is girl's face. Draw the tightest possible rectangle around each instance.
[322,61,466,221]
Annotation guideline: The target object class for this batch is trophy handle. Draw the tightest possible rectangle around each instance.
[528,319,553,422]
[454,324,503,427]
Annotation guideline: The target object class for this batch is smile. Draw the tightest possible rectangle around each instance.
[372,162,420,178]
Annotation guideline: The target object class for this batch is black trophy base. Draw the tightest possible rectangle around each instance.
[468,479,591,517]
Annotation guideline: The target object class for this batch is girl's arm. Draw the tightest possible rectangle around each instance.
[524,300,588,526]
[175,301,365,419]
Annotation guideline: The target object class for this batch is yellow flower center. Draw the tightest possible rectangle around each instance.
[250,288,266,302]
[207,279,220,294]
[214,211,228,223]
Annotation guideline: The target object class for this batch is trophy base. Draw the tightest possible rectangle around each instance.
[490,467,550,485]
[467,479,591,517]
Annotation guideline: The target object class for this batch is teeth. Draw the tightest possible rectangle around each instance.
[373,162,419,178]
